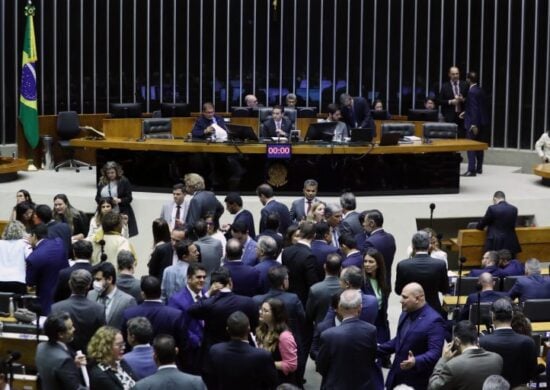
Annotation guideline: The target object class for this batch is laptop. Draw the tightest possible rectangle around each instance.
[350,128,374,143]
[379,132,401,146]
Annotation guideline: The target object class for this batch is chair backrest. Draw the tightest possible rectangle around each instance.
[468,301,493,326]
[502,275,522,292]
[283,107,297,125]
[296,106,318,118]
[142,118,173,139]
[57,111,81,140]
[258,107,273,123]
[380,122,415,137]
[423,122,458,139]
[455,276,481,295]
[522,299,550,322]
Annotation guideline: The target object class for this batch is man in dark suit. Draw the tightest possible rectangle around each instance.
[223,192,256,239]
[310,222,338,280]
[230,220,259,266]
[254,236,281,293]
[281,221,319,307]
[255,213,284,250]
[508,258,550,302]
[438,66,469,127]
[123,317,157,380]
[462,71,490,176]
[310,293,340,361]
[339,234,363,268]
[134,334,206,389]
[188,267,258,367]
[359,209,396,287]
[460,272,507,320]
[494,249,524,277]
[209,311,278,390]
[35,311,87,390]
[290,179,319,223]
[378,283,446,390]
[339,266,378,324]
[167,263,207,374]
[339,93,375,131]
[191,102,228,140]
[261,105,293,138]
[184,172,224,229]
[193,219,223,278]
[53,239,93,302]
[116,250,142,303]
[26,223,69,315]
[429,320,503,389]
[33,204,72,259]
[122,276,186,351]
[256,183,291,235]
[316,289,378,390]
[479,298,538,388]
[148,227,185,281]
[469,251,500,277]
[339,192,362,236]
[325,203,343,249]
[395,231,449,316]
[223,238,260,297]
[476,191,521,257]
[51,269,105,353]
[306,253,342,326]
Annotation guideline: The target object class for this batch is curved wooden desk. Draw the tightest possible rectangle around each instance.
[0,157,28,182]
[534,163,550,185]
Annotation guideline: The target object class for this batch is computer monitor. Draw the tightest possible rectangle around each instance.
[305,122,338,142]
[371,110,389,120]
[296,106,318,118]
[109,102,143,118]
[407,109,439,122]
[226,124,259,142]
[160,102,190,117]
[231,106,253,117]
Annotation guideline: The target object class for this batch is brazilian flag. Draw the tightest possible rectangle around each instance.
[19,2,39,149]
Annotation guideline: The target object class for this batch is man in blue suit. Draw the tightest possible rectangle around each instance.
[508,258,550,302]
[462,71,489,176]
[339,234,363,269]
[311,222,338,280]
[469,251,500,277]
[122,276,187,355]
[184,173,225,230]
[494,249,524,277]
[289,179,319,223]
[209,311,278,390]
[26,224,69,315]
[123,317,157,380]
[253,236,281,293]
[191,102,228,140]
[316,289,378,390]
[223,239,260,297]
[223,192,255,239]
[33,204,72,259]
[167,263,207,374]
[378,282,446,390]
[256,183,291,236]
[261,105,293,138]
[339,93,375,132]
[230,220,258,266]
[476,191,521,257]
[460,272,507,320]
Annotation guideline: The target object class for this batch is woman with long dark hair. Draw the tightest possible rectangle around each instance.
[362,247,390,344]
[53,194,89,241]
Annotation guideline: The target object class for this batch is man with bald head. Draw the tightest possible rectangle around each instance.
[438,66,469,127]
[378,283,446,390]
[460,272,507,320]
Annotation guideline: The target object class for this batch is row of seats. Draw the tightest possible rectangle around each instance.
[455,275,522,295]
[381,122,458,139]
[468,299,550,324]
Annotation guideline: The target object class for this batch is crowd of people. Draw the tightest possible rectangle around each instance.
[1,155,550,389]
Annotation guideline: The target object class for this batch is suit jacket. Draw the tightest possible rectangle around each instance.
[362,228,396,287]
[290,197,318,223]
[259,199,291,236]
[53,261,93,302]
[87,287,137,330]
[256,229,284,251]
[148,242,174,280]
[311,240,338,280]
[209,340,278,390]
[46,220,72,259]
[464,84,489,131]
[317,317,378,390]
[476,201,521,255]
[342,251,363,269]
[35,342,87,390]
[185,190,224,229]
[261,117,293,137]
[493,259,524,277]
[167,286,205,350]
[310,316,336,361]
[88,360,136,390]
[341,211,363,237]
[134,366,205,389]
[509,274,550,302]
[395,254,449,315]
[160,200,187,229]
[340,96,375,130]
[459,290,507,321]
[225,209,256,240]
[241,237,259,266]
[191,114,228,139]
[254,258,280,293]
[96,176,138,237]
[378,304,446,390]
[223,261,261,297]
[122,301,186,348]
[468,265,499,277]
[51,294,106,353]
[116,274,143,303]
[306,275,342,325]
[438,79,469,123]
[323,292,378,325]
[26,238,69,315]
[195,235,223,277]
[428,348,503,390]
[282,242,320,307]
[479,328,538,387]
[122,345,157,380]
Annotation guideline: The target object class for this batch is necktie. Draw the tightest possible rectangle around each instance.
[332,229,339,248]
[195,294,202,301]
[306,200,312,214]
[175,205,181,226]
[453,82,461,113]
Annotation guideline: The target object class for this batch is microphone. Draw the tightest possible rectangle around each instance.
[459,256,467,264]
[429,203,436,228]
[4,351,21,365]
[429,203,436,212]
